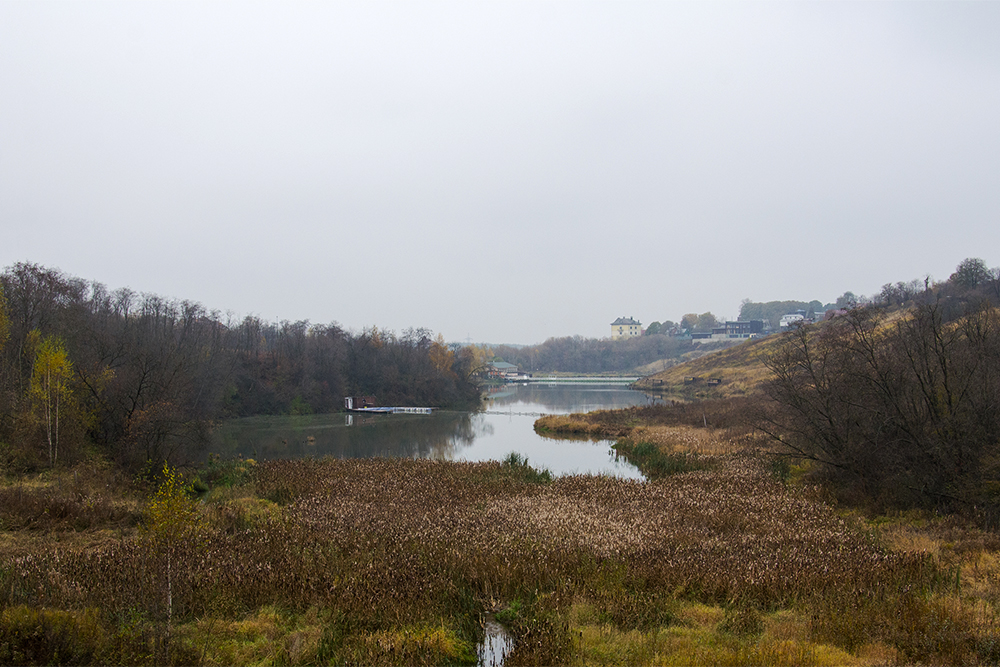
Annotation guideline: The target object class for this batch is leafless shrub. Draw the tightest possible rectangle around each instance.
[761,302,1000,516]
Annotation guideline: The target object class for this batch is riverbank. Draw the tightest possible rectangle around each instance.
[535,403,1000,666]
[4,434,999,665]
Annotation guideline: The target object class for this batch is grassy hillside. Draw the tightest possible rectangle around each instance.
[631,335,781,399]
[631,307,922,400]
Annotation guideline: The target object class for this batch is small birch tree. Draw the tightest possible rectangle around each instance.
[143,462,203,662]
[29,334,73,466]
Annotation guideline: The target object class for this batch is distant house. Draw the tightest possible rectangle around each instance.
[486,361,531,382]
[611,317,642,339]
[487,361,519,378]
[690,320,768,345]
[725,320,766,339]
[779,311,808,330]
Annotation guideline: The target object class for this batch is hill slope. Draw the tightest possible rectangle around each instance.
[631,335,780,399]
[631,305,928,399]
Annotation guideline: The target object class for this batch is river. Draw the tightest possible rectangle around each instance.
[208,381,661,479]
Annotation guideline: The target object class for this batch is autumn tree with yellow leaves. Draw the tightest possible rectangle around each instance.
[429,334,456,377]
[143,462,204,662]
[28,333,75,466]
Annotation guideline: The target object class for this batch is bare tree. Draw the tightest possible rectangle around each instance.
[762,301,1000,512]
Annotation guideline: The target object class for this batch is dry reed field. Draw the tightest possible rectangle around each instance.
[2,426,1000,665]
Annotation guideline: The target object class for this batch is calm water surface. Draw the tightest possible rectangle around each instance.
[209,382,662,479]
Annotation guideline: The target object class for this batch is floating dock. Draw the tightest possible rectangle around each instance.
[348,406,433,415]
[344,397,433,414]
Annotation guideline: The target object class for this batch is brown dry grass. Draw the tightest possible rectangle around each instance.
[2,433,999,665]
[875,515,1000,642]
[0,462,142,559]
[632,335,780,398]
[536,398,767,451]
[0,454,961,665]
[534,414,614,438]
[628,425,748,456]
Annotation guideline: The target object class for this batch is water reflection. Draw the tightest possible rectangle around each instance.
[209,383,658,478]
[211,410,478,461]
[484,381,658,413]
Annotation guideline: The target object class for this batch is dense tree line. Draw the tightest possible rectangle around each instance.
[760,258,1000,518]
[0,263,480,471]
[492,334,724,374]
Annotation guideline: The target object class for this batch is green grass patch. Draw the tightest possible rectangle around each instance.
[500,452,553,484]
[199,454,257,490]
[613,440,713,479]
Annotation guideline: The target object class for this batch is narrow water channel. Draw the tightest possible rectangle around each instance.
[478,614,512,667]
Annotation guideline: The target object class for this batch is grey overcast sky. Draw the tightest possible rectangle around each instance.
[2,2,998,344]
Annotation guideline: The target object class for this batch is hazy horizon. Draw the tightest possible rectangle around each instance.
[3,2,998,344]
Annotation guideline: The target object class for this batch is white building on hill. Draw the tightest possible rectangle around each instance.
[611,317,642,339]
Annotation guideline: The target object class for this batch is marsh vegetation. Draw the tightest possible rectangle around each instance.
[4,421,1000,665]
